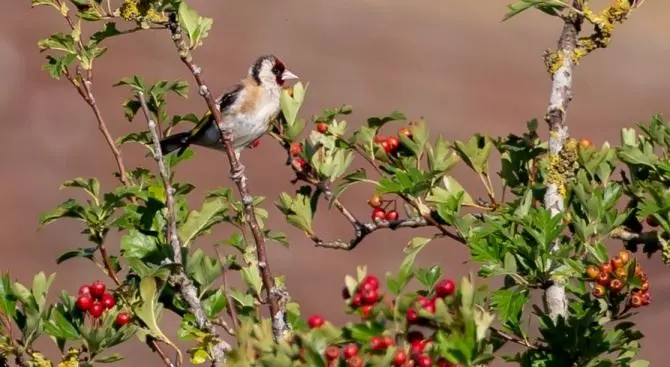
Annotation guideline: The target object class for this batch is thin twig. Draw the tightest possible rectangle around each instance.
[147,338,177,367]
[490,326,536,349]
[166,14,290,341]
[541,1,583,322]
[213,247,240,333]
[137,91,232,365]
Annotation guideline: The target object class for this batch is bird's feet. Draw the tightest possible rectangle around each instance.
[229,164,246,182]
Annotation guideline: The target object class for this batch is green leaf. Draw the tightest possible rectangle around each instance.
[491,288,528,335]
[276,192,314,235]
[89,22,122,45]
[241,264,263,298]
[367,110,406,129]
[179,199,228,246]
[0,274,17,319]
[503,0,565,21]
[202,290,227,318]
[39,199,86,227]
[42,54,76,80]
[45,308,80,340]
[120,229,158,259]
[56,247,96,264]
[178,2,213,49]
[38,32,76,53]
[453,135,493,174]
[280,82,308,128]
[134,277,176,349]
[630,361,650,367]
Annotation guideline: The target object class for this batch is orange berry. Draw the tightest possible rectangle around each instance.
[630,294,643,307]
[592,284,606,297]
[614,267,627,279]
[368,195,382,208]
[579,138,592,148]
[585,266,599,279]
[399,127,412,138]
[618,250,632,264]
[611,256,624,269]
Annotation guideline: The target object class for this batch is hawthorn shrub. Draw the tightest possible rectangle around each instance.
[0,0,662,366]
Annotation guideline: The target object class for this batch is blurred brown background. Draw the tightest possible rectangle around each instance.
[2,0,669,365]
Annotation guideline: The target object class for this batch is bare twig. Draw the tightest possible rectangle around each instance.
[147,338,177,367]
[490,326,536,349]
[137,92,232,365]
[166,14,291,341]
[213,247,240,333]
[541,2,583,322]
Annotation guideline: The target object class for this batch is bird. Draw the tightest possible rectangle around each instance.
[158,54,299,177]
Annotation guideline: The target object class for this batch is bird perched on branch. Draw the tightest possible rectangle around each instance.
[159,54,299,168]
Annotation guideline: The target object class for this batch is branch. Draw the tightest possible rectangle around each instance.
[490,326,536,350]
[137,91,232,365]
[541,3,583,322]
[165,14,290,342]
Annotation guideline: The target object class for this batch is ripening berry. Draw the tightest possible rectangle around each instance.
[249,139,261,149]
[609,279,623,293]
[100,293,116,309]
[316,123,328,134]
[380,140,391,153]
[630,294,643,307]
[348,356,364,367]
[640,279,649,292]
[370,336,385,350]
[392,350,408,366]
[399,127,412,138]
[88,303,104,318]
[387,136,400,151]
[342,343,358,360]
[289,143,302,156]
[90,280,106,299]
[579,138,592,148]
[372,208,386,221]
[634,263,643,277]
[435,279,456,297]
[592,284,606,298]
[585,266,599,280]
[307,314,325,328]
[611,256,624,269]
[614,267,627,279]
[360,305,373,319]
[293,158,307,171]
[325,345,340,361]
[115,312,131,327]
[596,271,610,286]
[382,335,395,348]
[367,195,383,208]
[641,292,651,305]
[618,250,632,264]
[78,285,91,296]
[599,263,612,275]
[385,210,399,221]
[422,298,436,314]
[76,295,93,311]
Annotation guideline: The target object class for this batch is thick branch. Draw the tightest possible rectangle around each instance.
[138,92,231,365]
[165,15,290,341]
[542,4,583,322]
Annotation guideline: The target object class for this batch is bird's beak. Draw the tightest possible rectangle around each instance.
[281,69,299,81]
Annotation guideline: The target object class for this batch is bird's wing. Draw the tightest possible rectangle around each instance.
[187,83,244,139]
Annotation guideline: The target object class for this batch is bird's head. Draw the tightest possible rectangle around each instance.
[250,55,299,88]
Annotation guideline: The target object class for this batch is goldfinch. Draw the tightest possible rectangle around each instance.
[159,54,299,163]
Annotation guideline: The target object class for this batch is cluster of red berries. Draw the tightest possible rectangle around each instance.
[75,280,130,327]
[585,250,651,308]
[341,275,383,319]
[406,279,456,324]
[368,195,399,222]
[375,127,412,155]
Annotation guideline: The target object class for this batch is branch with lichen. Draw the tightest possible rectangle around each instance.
[164,13,291,342]
[137,91,232,365]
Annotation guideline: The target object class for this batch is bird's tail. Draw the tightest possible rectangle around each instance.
[159,132,191,156]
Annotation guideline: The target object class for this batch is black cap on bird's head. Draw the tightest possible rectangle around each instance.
[250,54,299,86]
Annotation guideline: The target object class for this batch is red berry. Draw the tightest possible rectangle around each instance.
[370,336,385,350]
[609,279,623,293]
[249,139,261,149]
[406,308,418,323]
[88,303,104,318]
[372,207,386,221]
[360,305,373,319]
[422,298,436,313]
[100,293,116,309]
[382,335,395,347]
[115,312,131,326]
[362,275,380,290]
[435,279,456,297]
[351,293,363,307]
[387,136,400,150]
[307,314,325,328]
[599,263,613,275]
[316,123,328,134]
[361,289,379,305]
[75,295,93,311]
[596,272,610,286]
[293,158,307,171]
[325,345,340,360]
[381,140,392,153]
[437,358,457,367]
[415,354,432,367]
[385,210,399,221]
[342,343,358,359]
[630,294,643,307]
[641,292,651,305]
[90,280,106,299]
[78,285,91,296]
[416,296,431,308]
[290,143,302,156]
[393,350,408,366]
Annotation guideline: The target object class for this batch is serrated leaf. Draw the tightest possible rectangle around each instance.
[39,199,86,227]
[491,288,527,335]
[178,2,213,49]
[179,199,227,246]
[120,229,158,259]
